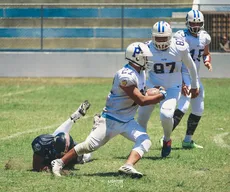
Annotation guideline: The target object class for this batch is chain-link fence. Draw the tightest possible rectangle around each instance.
[0,3,229,52]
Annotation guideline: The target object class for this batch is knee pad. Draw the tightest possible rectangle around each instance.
[177,95,190,114]
[191,100,204,116]
[160,108,174,121]
[133,135,152,157]
[160,99,175,121]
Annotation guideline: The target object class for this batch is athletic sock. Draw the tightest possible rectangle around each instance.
[173,109,185,131]
[186,113,201,136]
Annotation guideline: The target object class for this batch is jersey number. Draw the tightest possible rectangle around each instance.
[153,62,176,74]
[190,49,204,62]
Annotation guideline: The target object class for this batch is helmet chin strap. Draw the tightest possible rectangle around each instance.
[133,62,145,70]
[126,58,145,70]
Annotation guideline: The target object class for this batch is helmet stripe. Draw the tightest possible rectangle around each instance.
[193,9,196,18]
[158,21,161,32]
[196,10,200,18]
[162,21,165,32]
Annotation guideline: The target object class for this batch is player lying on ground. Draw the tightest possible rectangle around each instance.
[31,100,91,172]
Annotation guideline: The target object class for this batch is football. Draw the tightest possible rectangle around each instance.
[146,88,160,96]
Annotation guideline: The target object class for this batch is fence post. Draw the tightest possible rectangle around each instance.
[40,5,44,51]
[121,5,124,51]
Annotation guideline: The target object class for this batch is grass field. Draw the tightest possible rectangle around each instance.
[0,77,229,192]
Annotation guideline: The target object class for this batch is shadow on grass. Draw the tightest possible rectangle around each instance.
[114,156,173,160]
[81,172,121,177]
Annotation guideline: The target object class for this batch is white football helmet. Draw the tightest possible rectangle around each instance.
[152,21,172,50]
[186,9,204,34]
[125,42,152,70]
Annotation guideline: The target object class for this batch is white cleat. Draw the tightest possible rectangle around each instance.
[82,153,92,163]
[51,159,64,177]
[70,100,91,122]
[118,164,143,178]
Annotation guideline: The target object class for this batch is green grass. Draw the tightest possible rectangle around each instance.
[0,78,229,192]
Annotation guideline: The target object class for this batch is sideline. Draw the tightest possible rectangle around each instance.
[213,132,230,149]
[0,86,45,97]
[0,116,92,141]
[0,124,58,141]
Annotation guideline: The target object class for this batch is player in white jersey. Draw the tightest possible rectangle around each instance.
[137,21,199,158]
[171,10,212,149]
[51,42,167,178]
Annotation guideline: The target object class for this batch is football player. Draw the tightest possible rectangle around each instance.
[137,21,199,158]
[172,9,212,148]
[51,42,167,178]
[31,100,91,172]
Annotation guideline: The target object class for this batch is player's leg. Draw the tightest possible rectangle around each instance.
[52,100,91,135]
[173,93,190,131]
[182,85,204,149]
[160,88,180,157]
[137,104,155,130]
[51,115,120,176]
[119,120,152,178]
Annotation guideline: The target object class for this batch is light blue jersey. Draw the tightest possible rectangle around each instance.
[103,64,146,122]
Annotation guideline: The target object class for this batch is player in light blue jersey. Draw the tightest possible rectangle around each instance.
[51,42,167,178]
[137,21,199,158]
[171,9,212,149]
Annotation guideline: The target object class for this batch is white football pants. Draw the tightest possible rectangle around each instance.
[74,115,152,157]
[177,83,204,116]
[138,87,181,141]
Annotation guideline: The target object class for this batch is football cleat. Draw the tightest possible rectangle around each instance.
[118,164,143,178]
[182,140,203,149]
[82,153,92,163]
[161,139,172,158]
[51,159,64,177]
[70,100,91,122]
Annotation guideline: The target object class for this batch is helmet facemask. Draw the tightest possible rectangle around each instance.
[186,21,204,34]
[152,21,172,51]
[152,36,172,50]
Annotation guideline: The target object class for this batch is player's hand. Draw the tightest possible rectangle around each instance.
[154,86,165,91]
[181,84,189,96]
[189,88,199,98]
[204,62,212,71]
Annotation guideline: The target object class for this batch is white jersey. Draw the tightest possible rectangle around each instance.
[103,64,146,122]
[146,38,199,89]
[174,29,211,73]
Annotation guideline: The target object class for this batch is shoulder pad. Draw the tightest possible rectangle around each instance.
[200,30,211,45]
[173,30,185,40]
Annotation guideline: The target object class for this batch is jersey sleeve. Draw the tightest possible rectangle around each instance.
[180,42,199,89]
[118,71,137,87]
[201,30,211,45]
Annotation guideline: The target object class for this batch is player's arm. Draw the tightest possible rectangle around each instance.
[181,64,190,96]
[203,45,212,71]
[181,48,199,98]
[120,85,165,106]
[32,153,50,172]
